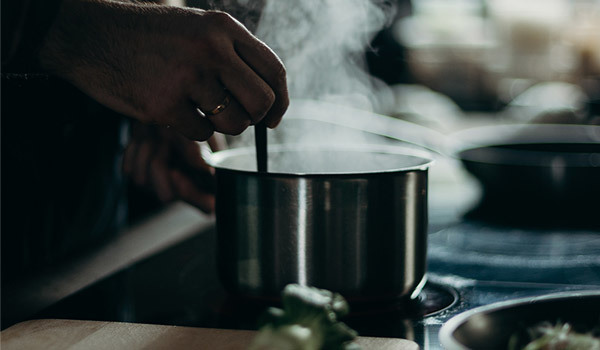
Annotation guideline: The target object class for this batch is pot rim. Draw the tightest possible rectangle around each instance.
[206,143,434,177]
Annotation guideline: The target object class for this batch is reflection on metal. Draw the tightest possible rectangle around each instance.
[214,146,431,300]
[296,179,308,286]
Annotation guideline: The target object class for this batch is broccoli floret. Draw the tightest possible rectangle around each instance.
[248,284,360,350]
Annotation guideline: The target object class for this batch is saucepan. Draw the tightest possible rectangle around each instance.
[451,124,600,226]
[206,143,433,301]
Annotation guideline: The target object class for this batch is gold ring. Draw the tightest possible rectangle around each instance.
[204,94,231,116]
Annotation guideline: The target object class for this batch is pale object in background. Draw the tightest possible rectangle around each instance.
[487,0,572,81]
[394,0,499,110]
[501,81,588,123]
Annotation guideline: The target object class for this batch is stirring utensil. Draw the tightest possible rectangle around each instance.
[255,123,268,172]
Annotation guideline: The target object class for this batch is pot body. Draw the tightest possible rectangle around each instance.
[213,148,430,300]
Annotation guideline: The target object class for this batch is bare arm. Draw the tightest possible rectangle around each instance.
[39,0,289,140]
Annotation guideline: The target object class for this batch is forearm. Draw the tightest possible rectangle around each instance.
[35,0,288,139]
[39,0,201,118]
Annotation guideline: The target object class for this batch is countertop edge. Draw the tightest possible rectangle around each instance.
[2,202,214,328]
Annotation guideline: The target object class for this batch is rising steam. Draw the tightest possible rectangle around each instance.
[209,0,401,150]
[255,0,393,111]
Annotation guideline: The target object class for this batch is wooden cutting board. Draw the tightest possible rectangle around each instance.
[1,319,419,350]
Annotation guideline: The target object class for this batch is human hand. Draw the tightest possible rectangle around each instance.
[40,0,289,141]
[123,122,221,213]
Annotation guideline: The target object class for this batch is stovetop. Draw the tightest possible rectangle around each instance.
[429,221,600,285]
[32,215,600,349]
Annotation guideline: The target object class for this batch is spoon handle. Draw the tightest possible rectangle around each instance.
[255,123,268,173]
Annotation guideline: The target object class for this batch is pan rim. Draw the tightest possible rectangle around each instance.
[450,124,600,168]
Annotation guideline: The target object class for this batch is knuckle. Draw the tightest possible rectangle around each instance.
[265,96,289,128]
[250,89,276,121]
[278,90,290,111]
[205,11,235,27]
[273,62,287,88]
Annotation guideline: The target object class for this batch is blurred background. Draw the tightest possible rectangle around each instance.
[127,0,600,224]
[178,0,600,136]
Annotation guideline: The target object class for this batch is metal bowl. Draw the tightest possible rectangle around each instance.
[439,290,600,350]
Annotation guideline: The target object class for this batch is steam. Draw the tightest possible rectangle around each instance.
[213,0,406,154]
[255,0,393,111]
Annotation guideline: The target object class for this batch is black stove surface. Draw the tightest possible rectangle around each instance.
[33,227,455,330]
[429,220,600,284]
[32,217,600,349]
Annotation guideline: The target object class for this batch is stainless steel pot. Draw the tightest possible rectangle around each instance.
[207,144,433,301]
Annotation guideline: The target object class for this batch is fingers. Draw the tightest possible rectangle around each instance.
[149,146,175,202]
[189,53,284,135]
[124,142,215,212]
[178,11,287,137]
[123,124,216,213]
[190,78,228,117]
[189,13,288,131]
[170,169,215,213]
[189,86,252,135]
[169,102,215,141]
[170,131,213,173]
[218,55,276,124]
[234,37,289,128]
[126,9,289,140]
[124,125,170,196]
[207,133,227,152]
[133,134,155,186]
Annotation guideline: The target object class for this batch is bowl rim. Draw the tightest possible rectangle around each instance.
[439,290,600,350]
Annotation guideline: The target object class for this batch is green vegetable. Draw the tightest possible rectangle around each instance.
[248,284,360,350]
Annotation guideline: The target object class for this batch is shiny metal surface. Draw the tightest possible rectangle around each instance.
[439,291,600,350]
[210,145,432,300]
